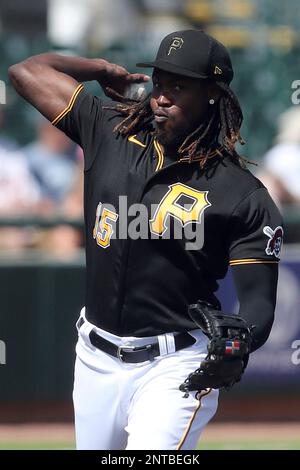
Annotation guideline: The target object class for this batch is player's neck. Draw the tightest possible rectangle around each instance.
[158,142,181,161]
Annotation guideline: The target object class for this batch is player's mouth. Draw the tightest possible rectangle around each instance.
[154,110,169,123]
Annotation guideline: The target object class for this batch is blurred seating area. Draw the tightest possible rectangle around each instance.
[1,0,300,253]
[0,105,84,257]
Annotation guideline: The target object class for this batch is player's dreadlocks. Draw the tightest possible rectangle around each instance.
[104,81,249,169]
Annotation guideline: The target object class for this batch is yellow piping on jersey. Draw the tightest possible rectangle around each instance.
[51,83,84,126]
[154,139,164,171]
[229,258,279,266]
[128,135,146,148]
[176,388,212,450]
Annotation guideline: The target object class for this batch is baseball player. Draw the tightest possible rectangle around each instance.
[9,30,282,450]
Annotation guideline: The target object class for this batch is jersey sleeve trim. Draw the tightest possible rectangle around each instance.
[229,258,279,266]
[51,83,84,126]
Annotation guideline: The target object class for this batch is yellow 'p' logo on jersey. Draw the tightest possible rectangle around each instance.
[149,183,211,236]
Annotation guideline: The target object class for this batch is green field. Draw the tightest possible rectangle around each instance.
[197,440,300,450]
[0,422,299,450]
[0,441,75,450]
[0,439,299,450]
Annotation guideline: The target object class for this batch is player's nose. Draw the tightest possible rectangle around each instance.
[156,93,172,107]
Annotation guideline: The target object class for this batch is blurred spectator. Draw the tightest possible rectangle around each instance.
[258,107,300,207]
[0,105,41,253]
[0,148,41,214]
[0,108,18,151]
[36,224,83,259]
[22,116,78,213]
[0,145,41,254]
[60,146,84,219]
[35,147,84,257]
[0,111,82,255]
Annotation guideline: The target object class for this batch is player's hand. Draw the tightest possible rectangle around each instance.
[98,60,150,99]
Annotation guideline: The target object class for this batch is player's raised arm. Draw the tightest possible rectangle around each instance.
[8,54,150,122]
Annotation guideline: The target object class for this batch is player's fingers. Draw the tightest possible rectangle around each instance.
[127,73,151,83]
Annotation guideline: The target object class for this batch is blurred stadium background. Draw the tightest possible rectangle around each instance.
[0,0,300,450]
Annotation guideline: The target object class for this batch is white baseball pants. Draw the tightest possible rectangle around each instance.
[73,309,219,450]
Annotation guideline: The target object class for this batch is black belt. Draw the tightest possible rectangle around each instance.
[77,317,196,363]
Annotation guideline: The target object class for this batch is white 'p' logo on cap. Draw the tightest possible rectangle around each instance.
[168,37,184,56]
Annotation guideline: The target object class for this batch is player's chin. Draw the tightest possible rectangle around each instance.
[155,125,181,147]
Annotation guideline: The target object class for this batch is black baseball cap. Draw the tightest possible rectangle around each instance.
[137,30,234,84]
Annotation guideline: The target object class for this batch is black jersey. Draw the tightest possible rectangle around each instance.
[53,85,283,337]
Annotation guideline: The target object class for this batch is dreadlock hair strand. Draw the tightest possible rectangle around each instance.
[178,108,218,165]
[103,90,152,136]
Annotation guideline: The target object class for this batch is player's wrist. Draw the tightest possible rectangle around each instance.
[94,58,110,73]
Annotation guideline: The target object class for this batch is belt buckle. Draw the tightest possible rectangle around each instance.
[117,344,154,362]
[117,345,136,362]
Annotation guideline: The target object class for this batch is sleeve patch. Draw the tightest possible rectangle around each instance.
[263,225,284,259]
